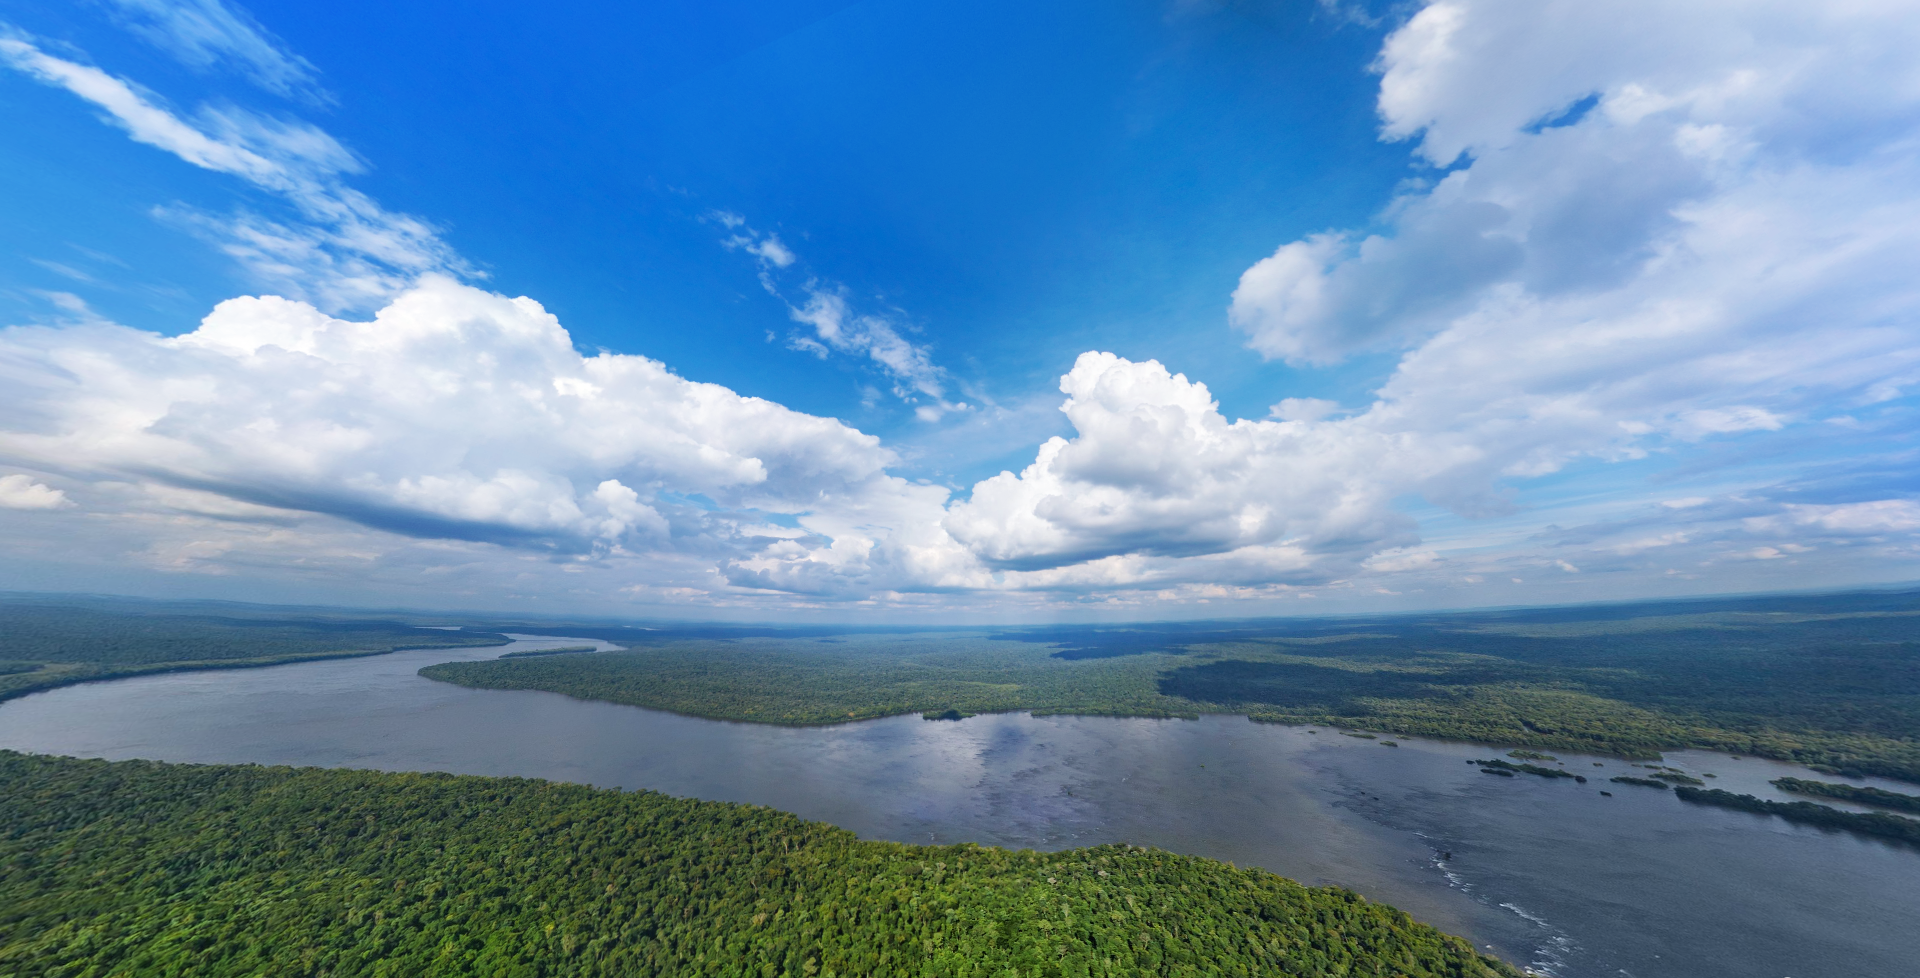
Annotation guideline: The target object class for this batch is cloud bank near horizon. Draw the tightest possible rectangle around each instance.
[2,275,1911,613]
[0,0,1916,614]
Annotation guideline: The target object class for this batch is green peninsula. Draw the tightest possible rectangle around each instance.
[423,632,1198,724]
[0,751,1515,977]
[423,589,1920,781]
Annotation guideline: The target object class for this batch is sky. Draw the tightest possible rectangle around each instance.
[0,0,1914,621]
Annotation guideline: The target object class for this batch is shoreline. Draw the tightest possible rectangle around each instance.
[0,636,511,705]
[4,643,1917,977]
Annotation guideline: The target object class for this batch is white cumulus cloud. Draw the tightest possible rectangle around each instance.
[2,0,1916,612]
[0,277,985,596]
[955,0,1920,598]
[945,352,1418,579]
[1231,0,1920,387]
[0,474,69,510]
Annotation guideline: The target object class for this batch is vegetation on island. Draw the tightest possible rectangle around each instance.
[1649,772,1704,786]
[1770,777,1920,814]
[0,751,1517,977]
[1608,776,1669,789]
[423,589,1920,782]
[1470,759,1584,782]
[1672,786,1920,847]
[0,598,507,703]
[421,635,1202,725]
[500,646,602,659]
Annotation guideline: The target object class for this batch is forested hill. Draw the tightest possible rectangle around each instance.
[0,752,1515,977]
[0,598,507,702]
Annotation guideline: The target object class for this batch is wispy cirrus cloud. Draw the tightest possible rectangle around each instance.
[99,0,328,103]
[712,211,967,421]
[714,211,796,269]
[0,32,462,311]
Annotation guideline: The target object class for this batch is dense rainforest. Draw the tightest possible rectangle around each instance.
[0,597,507,702]
[424,589,1920,782]
[2,592,1914,974]
[424,634,1198,725]
[0,752,1516,978]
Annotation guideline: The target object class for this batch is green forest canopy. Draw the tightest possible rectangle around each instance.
[423,589,1920,782]
[4,589,1915,780]
[0,752,1516,978]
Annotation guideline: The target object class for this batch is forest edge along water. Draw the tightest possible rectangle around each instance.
[1,621,1918,978]
[3,592,1918,976]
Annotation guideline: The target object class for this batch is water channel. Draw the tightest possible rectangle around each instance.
[1,634,1914,977]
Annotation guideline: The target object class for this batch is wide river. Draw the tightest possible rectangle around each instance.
[2,635,1915,977]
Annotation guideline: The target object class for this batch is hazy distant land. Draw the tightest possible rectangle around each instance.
[0,595,509,704]
[3,587,1916,975]
[421,588,1920,783]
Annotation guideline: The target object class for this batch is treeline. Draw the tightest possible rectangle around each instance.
[1164,599,1920,781]
[424,593,1920,783]
[1673,786,1920,847]
[422,636,1200,726]
[1771,777,1920,814]
[0,752,1516,977]
[0,602,507,703]
[500,646,601,659]
[1245,685,1694,761]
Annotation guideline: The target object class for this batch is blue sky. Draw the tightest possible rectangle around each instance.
[0,0,1914,619]
[1,0,1405,465]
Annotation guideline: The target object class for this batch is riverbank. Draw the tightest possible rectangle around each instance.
[0,750,1517,977]
[0,598,508,704]
[0,640,511,704]
[415,601,1920,784]
[4,638,1916,977]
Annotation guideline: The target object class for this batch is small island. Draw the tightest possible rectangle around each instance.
[1473,758,1585,782]
[1675,787,1920,847]
[1609,776,1671,789]
[1771,777,1920,814]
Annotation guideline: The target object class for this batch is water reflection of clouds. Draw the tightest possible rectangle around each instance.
[3,647,1917,978]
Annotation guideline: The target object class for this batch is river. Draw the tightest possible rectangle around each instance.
[1,634,1914,977]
